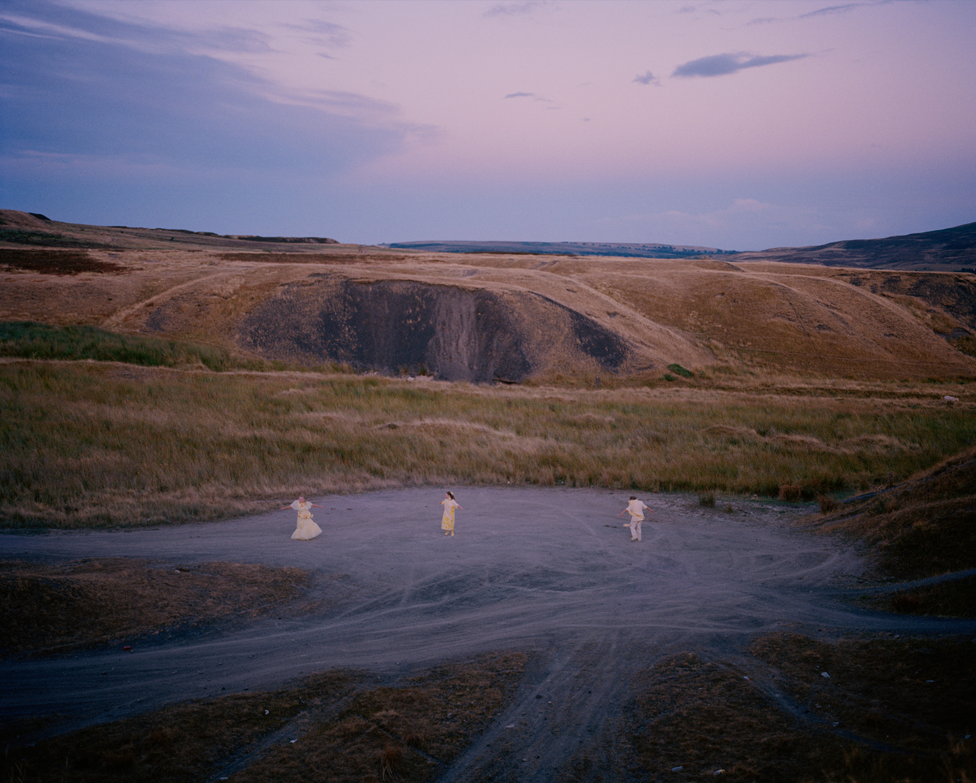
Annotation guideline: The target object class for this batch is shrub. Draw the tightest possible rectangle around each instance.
[818,493,839,514]
[778,484,803,502]
[667,363,694,378]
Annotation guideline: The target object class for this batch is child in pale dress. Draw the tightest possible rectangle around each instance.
[440,491,464,536]
[281,496,323,540]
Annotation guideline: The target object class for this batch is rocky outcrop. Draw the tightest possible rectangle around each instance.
[237,278,631,382]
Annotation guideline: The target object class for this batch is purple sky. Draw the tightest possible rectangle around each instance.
[1,0,974,250]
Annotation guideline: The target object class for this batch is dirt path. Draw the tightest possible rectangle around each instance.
[3,487,973,779]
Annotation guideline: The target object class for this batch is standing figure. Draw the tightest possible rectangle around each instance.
[440,491,464,536]
[619,496,652,542]
[281,496,323,540]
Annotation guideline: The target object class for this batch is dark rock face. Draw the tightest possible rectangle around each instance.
[314,281,531,382]
[563,304,629,371]
[238,280,531,382]
[236,279,631,382]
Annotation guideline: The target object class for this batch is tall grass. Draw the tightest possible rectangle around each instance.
[0,321,271,371]
[2,358,974,528]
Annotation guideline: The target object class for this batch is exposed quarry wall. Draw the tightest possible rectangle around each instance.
[236,278,632,382]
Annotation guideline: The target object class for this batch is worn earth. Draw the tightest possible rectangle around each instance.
[2,487,974,781]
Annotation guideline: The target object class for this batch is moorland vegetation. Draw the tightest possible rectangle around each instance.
[2,210,975,783]
[1,331,974,528]
[1,209,975,528]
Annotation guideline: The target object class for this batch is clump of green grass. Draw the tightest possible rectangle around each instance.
[666,363,694,378]
[0,321,258,371]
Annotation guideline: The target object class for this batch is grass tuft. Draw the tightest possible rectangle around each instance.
[666,363,694,378]
[777,484,803,502]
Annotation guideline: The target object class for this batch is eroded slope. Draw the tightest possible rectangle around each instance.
[2,242,975,381]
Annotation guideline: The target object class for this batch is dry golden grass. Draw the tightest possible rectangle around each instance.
[799,445,976,619]
[748,633,976,782]
[864,574,976,618]
[2,359,975,529]
[1,671,357,783]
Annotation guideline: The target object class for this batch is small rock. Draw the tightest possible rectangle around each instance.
[671,766,683,772]
[821,671,830,678]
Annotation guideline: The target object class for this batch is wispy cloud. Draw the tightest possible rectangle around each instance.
[750,2,868,25]
[633,70,660,86]
[283,19,351,50]
[672,52,808,78]
[484,1,551,19]
[800,3,866,19]
[503,91,551,103]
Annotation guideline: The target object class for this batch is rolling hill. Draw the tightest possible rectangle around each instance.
[2,209,975,382]
[731,221,976,272]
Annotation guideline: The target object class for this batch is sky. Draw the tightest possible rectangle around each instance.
[1,0,974,250]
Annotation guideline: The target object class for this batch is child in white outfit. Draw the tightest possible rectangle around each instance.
[619,496,652,542]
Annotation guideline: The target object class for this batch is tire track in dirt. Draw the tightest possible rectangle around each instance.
[3,486,975,769]
[437,633,650,783]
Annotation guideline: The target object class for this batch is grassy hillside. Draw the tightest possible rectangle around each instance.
[2,234,975,383]
[2,339,974,528]
[2,209,975,528]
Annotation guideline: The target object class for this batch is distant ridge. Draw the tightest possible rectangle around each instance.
[0,210,338,251]
[731,221,976,272]
[3,209,974,270]
[383,240,734,259]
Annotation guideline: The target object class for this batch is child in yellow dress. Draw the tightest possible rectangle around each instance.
[440,491,464,536]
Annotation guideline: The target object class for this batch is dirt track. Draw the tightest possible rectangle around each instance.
[3,487,974,780]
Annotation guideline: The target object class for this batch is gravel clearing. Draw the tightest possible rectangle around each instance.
[3,486,973,779]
